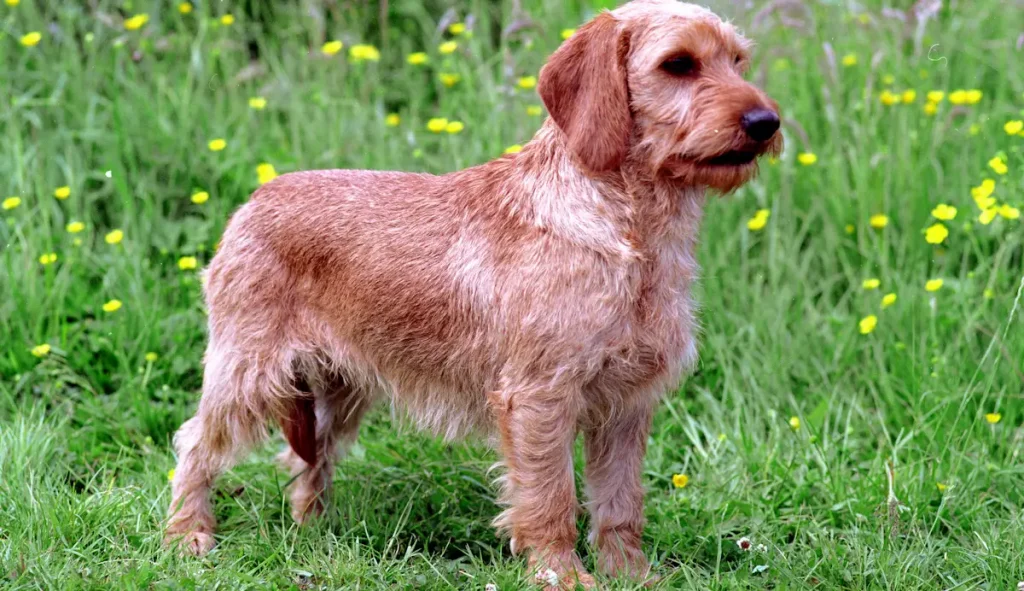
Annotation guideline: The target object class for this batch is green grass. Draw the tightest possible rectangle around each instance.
[2,0,1023,589]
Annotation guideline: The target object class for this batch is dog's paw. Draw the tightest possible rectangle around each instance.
[165,529,215,556]
[530,550,598,590]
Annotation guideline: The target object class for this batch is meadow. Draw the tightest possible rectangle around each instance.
[2,0,1023,589]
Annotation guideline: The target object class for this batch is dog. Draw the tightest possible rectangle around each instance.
[165,1,781,588]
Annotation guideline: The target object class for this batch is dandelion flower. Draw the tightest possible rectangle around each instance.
[31,344,51,357]
[321,40,343,56]
[517,76,537,90]
[797,152,817,166]
[931,204,956,221]
[862,278,881,290]
[923,102,938,116]
[145,352,159,362]
[66,221,84,233]
[426,118,449,133]
[220,14,234,26]
[178,256,198,270]
[859,314,877,334]
[901,90,916,103]
[879,90,899,106]
[257,163,278,185]
[924,223,948,244]
[936,482,947,492]
[788,416,800,430]
[124,14,149,30]
[672,473,689,489]
[20,31,41,47]
[102,299,123,313]
[526,105,544,116]
[925,278,943,292]
[179,2,193,14]
[105,229,124,244]
[406,52,428,65]
[438,41,458,54]
[1005,120,1024,136]
[988,156,1008,175]
[561,28,576,39]
[841,53,857,67]
[439,73,461,87]
[448,22,466,35]
[747,209,770,231]
[445,121,464,134]
[881,293,897,308]
[54,186,71,199]
[926,90,944,103]
[248,97,267,110]
[349,44,380,62]
[39,253,57,265]
[208,138,226,152]
[385,113,401,127]
[504,144,523,154]
[985,413,1001,424]
[190,191,209,205]
[2,196,21,210]
[869,214,889,229]
[998,204,1020,220]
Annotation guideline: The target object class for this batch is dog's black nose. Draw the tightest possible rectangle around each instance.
[741,108,780,142]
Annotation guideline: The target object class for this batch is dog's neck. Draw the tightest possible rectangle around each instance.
[502,119,707,259]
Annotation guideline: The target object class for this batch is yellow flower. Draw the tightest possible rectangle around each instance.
[948,90,968,105]
[788,416,801,430]
[167,468,176,482]
[220,14,234,26]
[879,90,899,106]
[923,102,938,116]
[925,278,943,292]
[257,163,278,185]
[504,144,523,154]
[901,89,916,104]
[841,53,857,67]
[349,44,380,62]
[427,118,449,133]
[858,314,877,334]
[178,256,198,270]
[869,214,889,229]
[561,28,576,40]
[102,299,123,313]
[39,253,57,265]
[145,352,159,362]
[248,97,267,110]
[983,288,994,299]
[926,91,944,103]
[31,344,51,358]
[971,179,995,204]
[20,32,41,47]
[178,2,193,14]
[438,41,458,55]
[445,121,464,134]
[3,196,22,210]
[931,204,957,221]
[66,221,85,233]
[439,73,462,87]
[208,138,226,152]
[7,0,20,6]
[881,293,897,308]
[191,191,209,204]
[985,413,1001,424]
[797,152,817,166]
[321,41,343,56]
[672,473,689,489]
[385,113,401,127]
[1004,120,1023,136]
[448,22,466,35]
[517,76,537,90]
[526,105,544,117]
[988,156,1007,175]
[406,52,428,65]
[845,224,855,234]
[862,278,880,290]
[54,186,71,199]
[979,207,998,225]
[747,209,770,231]
[105,229,124,244]
[124,14,149,30]
[936,482,947,492]
[965,90,982,104]
[998,204,1020,220]
[924,223,948,244]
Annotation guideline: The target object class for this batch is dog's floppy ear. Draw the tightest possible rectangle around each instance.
[538,12,631,173]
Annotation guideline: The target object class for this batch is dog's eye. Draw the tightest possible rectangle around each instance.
[661,54,696,77]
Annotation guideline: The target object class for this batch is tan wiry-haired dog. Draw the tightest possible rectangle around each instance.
[166,0,781,587]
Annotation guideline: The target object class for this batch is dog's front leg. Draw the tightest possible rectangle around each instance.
[489,385,595,590]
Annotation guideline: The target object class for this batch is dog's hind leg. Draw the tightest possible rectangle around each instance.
[278,373,370,524]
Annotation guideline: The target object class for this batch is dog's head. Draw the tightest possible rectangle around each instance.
[538,0,782,193]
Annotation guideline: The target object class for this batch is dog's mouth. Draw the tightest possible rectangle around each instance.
[702,150,759,167]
